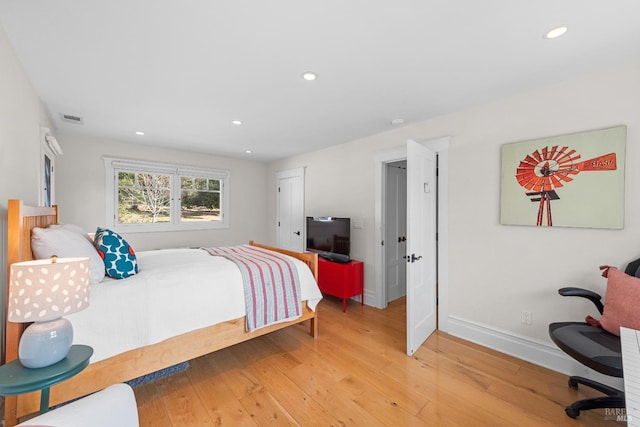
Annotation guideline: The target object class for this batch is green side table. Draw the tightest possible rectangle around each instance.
[0,344,93,414]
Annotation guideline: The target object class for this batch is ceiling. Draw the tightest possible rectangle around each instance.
[1,1,639,162]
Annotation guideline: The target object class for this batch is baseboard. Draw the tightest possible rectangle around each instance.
[446,315,623,390]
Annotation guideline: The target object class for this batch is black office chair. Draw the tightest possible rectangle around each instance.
[549,257,640,418]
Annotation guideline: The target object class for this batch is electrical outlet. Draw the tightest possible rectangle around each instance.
[521,310,532,325]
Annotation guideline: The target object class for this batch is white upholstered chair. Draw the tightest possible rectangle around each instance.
[16,383,138,427]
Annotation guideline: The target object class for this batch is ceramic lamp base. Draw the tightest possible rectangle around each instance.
[19,318,73,368]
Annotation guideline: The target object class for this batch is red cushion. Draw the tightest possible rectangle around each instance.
[599,266,640,336]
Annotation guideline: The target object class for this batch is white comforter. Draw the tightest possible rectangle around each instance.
[67,247,322,363]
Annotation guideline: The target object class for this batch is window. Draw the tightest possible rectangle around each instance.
[180,176,222,223]
[40,127,63,207]
[104,158,229,232]
[117,171,172,224]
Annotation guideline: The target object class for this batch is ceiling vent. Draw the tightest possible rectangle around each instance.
[59,113,84,125]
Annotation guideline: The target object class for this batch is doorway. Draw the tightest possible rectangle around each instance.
[384,160,407,303]
[373,137,450,349]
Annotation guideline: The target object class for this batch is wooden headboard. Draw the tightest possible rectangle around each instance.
[5,200,58,363]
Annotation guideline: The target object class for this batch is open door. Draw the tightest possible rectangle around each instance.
[406,140,437,355]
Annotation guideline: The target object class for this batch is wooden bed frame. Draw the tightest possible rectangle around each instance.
[3,199,319,425]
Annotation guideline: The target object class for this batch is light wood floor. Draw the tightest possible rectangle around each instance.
[134,297,622,426]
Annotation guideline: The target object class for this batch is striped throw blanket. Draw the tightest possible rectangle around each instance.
[203,245,302,331]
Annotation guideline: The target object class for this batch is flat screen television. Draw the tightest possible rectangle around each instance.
[306,217,351,263]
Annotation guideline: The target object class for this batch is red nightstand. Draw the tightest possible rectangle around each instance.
[317,258,364,312]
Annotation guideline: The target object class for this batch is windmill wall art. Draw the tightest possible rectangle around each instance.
[500,126,626,229]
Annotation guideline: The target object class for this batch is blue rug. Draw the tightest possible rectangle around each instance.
[50,361,190,410]
[126,361,190,388]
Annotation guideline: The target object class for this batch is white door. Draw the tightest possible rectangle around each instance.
[276,168,305,252]
[385,162,407,302]
[406,140,437,356]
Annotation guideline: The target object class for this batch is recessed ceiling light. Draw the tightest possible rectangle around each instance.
[544,26,567,39]
[245,150,252,154]
[232,120,243,125]
[135,131,144,136]
[302,71,317,81]
[391,118,405,125]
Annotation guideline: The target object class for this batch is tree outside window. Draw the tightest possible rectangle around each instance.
[118,172,171,224]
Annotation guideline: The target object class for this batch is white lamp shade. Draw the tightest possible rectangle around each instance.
[8,257,90,323]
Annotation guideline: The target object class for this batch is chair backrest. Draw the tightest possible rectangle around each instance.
[625,258,640,277]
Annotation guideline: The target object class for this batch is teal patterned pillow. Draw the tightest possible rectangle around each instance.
[94,228,138,279]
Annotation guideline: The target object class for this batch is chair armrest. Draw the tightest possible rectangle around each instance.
[558,287,604,315]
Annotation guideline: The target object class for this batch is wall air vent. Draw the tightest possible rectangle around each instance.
[59,113,84,125]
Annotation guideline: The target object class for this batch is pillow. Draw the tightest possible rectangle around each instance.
[50,223,94,243]
[31,227,106,284]
[94,228,138,279]
[598,266,640,336]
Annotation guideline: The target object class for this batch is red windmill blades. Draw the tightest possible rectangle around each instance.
[516,146,581,192]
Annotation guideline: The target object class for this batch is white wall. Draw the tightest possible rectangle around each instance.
[55,134,269,251]
[0,25,46,215]
[268,62,640,373]
[0,25,52,358]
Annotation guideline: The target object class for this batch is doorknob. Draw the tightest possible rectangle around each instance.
[407,253,422,263]
[294,231,301,235]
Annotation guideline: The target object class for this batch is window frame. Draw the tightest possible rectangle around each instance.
[104,157,230,232]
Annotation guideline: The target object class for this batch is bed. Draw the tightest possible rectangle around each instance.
[3,199,321,425]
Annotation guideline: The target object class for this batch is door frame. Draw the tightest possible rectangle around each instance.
[373,136,450,333]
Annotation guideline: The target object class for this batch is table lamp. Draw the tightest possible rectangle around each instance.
[8,256,90,368]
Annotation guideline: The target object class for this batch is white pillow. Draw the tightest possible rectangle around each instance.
[50,223,94,243]
[31,227,106,284]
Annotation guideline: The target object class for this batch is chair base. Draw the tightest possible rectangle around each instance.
[564,375,625,419]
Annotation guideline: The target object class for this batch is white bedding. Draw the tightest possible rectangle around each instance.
[67,247,322,363]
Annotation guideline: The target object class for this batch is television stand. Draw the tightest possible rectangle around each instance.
[317,258,364,312]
